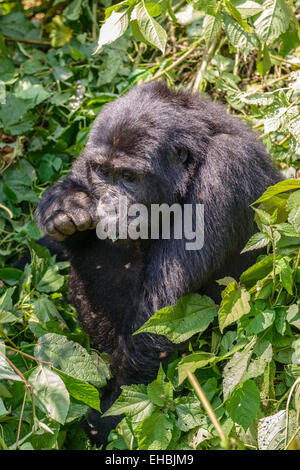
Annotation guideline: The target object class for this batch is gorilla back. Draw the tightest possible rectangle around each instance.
[35,81,282,444]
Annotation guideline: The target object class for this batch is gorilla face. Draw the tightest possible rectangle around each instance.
[71,118,192,240]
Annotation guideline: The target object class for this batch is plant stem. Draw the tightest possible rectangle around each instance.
[15,389,28,450]
[3,36,51,47]
[192,36,220,93]
[186,370,229,449]
[0,203,13,218]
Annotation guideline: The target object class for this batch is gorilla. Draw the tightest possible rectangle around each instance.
[34,81,282,446]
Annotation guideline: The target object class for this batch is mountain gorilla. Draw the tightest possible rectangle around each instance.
[35,81,282,446]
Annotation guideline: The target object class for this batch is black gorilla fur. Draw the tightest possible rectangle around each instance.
[35,81,282,446]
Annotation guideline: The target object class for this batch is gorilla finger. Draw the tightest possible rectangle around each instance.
[45,221,66,242]
[70,210,92,231]
[53,213,77,235]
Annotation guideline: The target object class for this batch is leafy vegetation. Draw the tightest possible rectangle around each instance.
[0,0,300,450]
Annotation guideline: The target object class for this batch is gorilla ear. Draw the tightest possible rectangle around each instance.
[169,147,189,165]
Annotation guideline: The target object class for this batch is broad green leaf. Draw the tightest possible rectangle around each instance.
[34,333,109,387]
[218,281,251,333]
[177,352,215,384]
[33,296,65,324]
[245,308,276,335]
[0,287,17,323]
[49,15,73,47]
[243,344,273,380]
[226,379,260,431]
[134,294,217,344]
[136,411,173,450]
[147,364,173,407]
[36,266,65,293]
[96,9,129,52]
[103,384,155,422]
[241,232,270,253]
[240,255,273,287]
[135,1,167,52]
[0,342,22,382]
[28,365,70,424]
[224,14,258,55]
[63,0,82,21]
[258,410,298,450]
[0,268,22,286]
[175,396,208,432]
[203,14,222,45]
[15,84,50,105]
[222,337,256,399]
[54,370,100,411]
[233,0,263,18]
[287,191,300,234]
[239,91,274,105]
[264,107,288,134]
[276,258,293,295]
[188,0,216,15]
[224,0,251,32]
[254,0,290,45]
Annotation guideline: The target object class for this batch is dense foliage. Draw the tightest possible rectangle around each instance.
[0,0,299,450]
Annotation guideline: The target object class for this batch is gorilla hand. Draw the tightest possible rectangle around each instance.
[35,178,96,242]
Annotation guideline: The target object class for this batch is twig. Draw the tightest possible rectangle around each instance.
[270,54,300,69]
[15,389,28,450]
[192,36,220,93]
[186,370,229,449]
[0,203,13,219]
[3,36,51,47]
[285,425,300,450]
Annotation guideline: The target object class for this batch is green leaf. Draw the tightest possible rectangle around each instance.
[48,15,73,47]
[224,0,251,32]
[226,379,260,431]
[258,410,298,450]
[175,396,208,432]
[136,411,173,450]
[96,9,129,52]
[36,266,65,293]
[177,352,215,384]
[222,337,256,399]
[287,191,300,234]
[203,13,222,45]
[34,333,109,387]
[55,370,100,411]
[245,308,276,335]
[135,1,167,52]
[276,258,293,295]
[15,83,50,105]
[63,0,82,21]
[103,384,155,422]
[254,0,290,45]
[218,281,251,333]
[224,13,258,55]
[241,232,270,253]
[188,0,216,15]
[233,0,263,18]
[240,255,273,288]
[28,365,70,424]
[134,294,217,344]
[147,364,173,407]
[0,342,22,382]
[33,296,65,324]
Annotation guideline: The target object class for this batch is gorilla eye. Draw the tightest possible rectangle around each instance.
[122,171,137,182]
[178,148,189,164]
[96,166,110,177]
